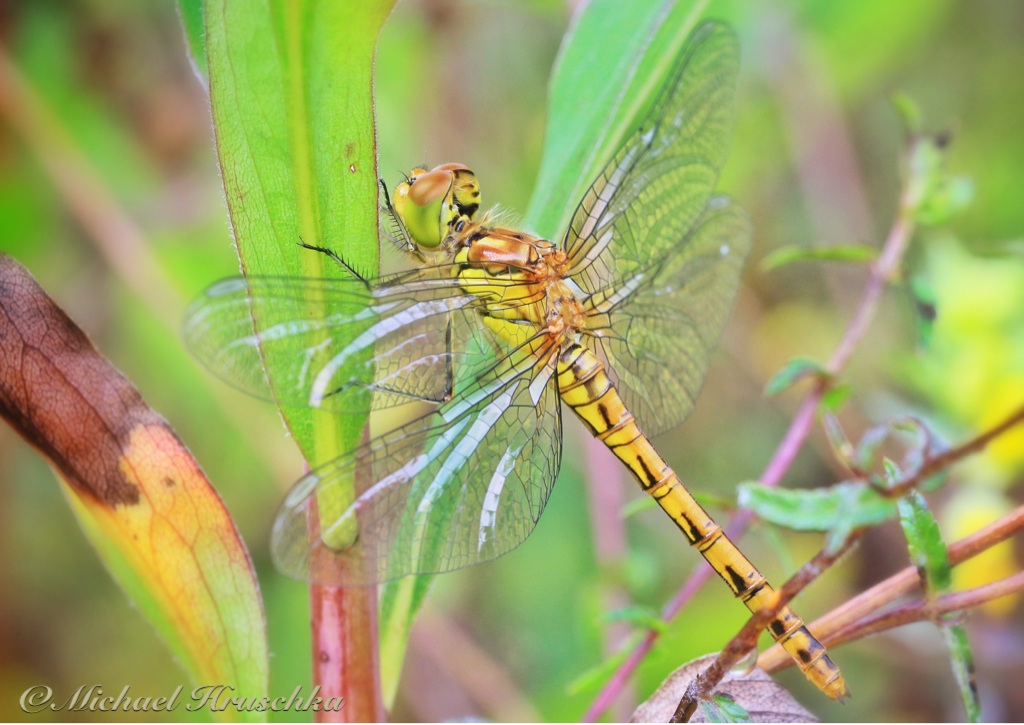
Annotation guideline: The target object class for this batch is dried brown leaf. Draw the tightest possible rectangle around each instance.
[630,653,816,723]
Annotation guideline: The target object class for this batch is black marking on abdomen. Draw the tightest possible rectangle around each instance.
[723,565,748,594]
[637,456,659,487]
[596,403,612,428]
[678,511,701,543]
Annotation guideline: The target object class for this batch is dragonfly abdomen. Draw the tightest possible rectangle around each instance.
[556,344,849,701]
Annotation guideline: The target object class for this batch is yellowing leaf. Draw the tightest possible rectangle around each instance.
[0,255,267,722]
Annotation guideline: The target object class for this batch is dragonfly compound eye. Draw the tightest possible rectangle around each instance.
[393,166,459,249]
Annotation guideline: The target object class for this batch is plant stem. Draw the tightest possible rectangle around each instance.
[760,501,1024,673]
[311,584,384,722]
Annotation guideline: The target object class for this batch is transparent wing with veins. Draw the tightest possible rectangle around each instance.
[271,333,563,585]
[184,264,528,412]
[561,22,750,436]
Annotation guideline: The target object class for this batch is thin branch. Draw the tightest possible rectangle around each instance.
[828,570,1024,647]
[759,501,1024,673]
[885,402,1024,498]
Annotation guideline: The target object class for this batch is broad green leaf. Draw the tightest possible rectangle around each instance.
[760,243,877,272]
[737,480,897,532]
[0,255,267,723]
[763,356,826,397]
[206,0,391,466]
[525,0,711,238]
[205,0,396,706]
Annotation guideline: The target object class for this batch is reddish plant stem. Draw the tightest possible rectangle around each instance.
[583,140,921,720]
[827,570,1024,647]
[311,584,384,723]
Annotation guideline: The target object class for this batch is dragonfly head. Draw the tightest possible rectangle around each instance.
[393,163,481,249]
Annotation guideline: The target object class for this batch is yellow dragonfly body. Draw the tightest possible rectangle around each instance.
[186,22,847,700]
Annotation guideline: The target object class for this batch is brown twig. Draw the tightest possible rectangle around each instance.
[827,571,1024,647]
[885,402,1024,499]
[760,501,1024,673]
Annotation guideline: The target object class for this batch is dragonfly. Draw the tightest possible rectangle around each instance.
[185,21,847,701]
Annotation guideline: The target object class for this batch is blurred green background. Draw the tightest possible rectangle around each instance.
[1,0,1023,722]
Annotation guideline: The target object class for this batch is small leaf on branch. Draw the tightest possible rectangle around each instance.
[761,244,877,272]
[601,605,667,633]
[942,624,981,723]
[738,480,896,533]
[897,491,952,595]
[764,357,828,397]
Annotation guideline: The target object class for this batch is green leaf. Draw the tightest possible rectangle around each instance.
[622,494,660,518]
[942,624,981,723]
[891,91,923,135]
[601,605,666,633]
[820,381,854,412]
[204,0,396,705]
[525,0,711,238]
[905,129,973,226]
[764,356,827,397]
[737,480,897,532]
[379,574,433,706]
[917,174,974,226]
[177,0,207,79]
[206,0,391,464]
[821,411,856,468]
[910,274,938,349]
[760,243,877,272]
[882,456,902,486]
[701,693,752,723]
[897,496,979,720]
[897,491,952,593]
[567,647,631,695]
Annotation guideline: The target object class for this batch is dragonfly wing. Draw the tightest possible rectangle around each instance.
[584,197,750,437]
[562,22,739,293]
[271,336,563,585]
[559,22,747,436]
[184,270,517,412]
